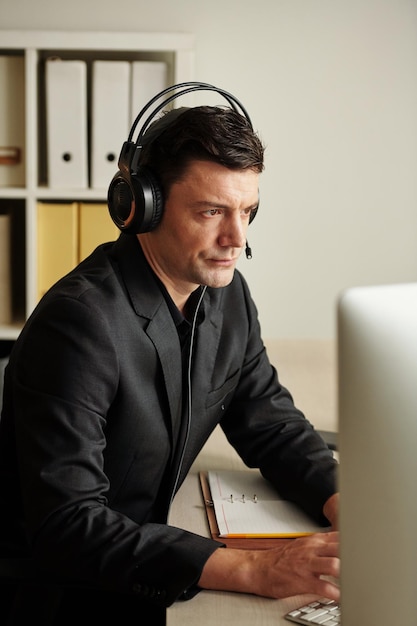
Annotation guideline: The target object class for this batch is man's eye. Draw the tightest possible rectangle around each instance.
[205,209,221,216]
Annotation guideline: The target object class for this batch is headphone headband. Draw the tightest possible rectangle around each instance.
[129,81,253,146]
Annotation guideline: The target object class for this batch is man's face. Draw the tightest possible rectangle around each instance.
[139,159,259,297]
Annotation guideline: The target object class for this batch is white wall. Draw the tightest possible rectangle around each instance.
[1,0,416,339]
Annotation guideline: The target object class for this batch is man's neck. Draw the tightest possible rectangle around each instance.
[137,234,199,315]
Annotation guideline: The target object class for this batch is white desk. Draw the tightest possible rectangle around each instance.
[167,426,326,626]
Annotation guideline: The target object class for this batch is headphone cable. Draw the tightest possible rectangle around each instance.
[168,285,208,508]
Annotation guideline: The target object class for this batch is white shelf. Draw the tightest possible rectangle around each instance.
[0,325,23,341]
[0,30,195,52]
[0,30,195,341]
[0,188,27,199]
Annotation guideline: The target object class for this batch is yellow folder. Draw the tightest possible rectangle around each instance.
[78,202,119,262]
[37,202,119,301]
[37,202,78,300]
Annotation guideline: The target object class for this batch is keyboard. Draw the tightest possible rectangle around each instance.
[284,598,341,625]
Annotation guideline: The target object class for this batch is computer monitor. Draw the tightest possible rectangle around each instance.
[337,282,417,626]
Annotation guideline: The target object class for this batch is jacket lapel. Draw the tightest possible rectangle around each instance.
[146,313,183,444]
[111,235,183,443]
[110,235,226,492]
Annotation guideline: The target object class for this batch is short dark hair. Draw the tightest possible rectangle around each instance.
[139,105,265,198]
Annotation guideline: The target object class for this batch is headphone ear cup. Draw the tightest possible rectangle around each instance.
[132,167,164,233]
[249,195,259,224]
[249,206,258,224]
[108,167,164,234]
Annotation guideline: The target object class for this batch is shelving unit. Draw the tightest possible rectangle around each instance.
[0,30,195,340]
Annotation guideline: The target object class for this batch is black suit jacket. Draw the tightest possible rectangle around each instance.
[0,234,337,606]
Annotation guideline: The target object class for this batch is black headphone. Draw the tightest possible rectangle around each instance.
[107,81,259,235]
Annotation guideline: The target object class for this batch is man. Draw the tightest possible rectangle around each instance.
[0,95,339,624]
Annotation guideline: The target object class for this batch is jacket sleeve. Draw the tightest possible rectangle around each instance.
[6,293,220,606]
[219,275,338,524]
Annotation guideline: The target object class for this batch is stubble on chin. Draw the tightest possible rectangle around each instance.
[199,268,236,290]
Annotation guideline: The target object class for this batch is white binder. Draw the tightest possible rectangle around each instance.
[130,61,168,124]
[0,56,25,187]
[45,58,88,189]
[91,60,131,190]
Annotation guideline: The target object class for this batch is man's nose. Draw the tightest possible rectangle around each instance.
[218,214,246,249]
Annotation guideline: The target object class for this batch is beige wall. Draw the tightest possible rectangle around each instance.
[1,0,416,339]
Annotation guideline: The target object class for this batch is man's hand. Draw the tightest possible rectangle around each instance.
[323,492,339,530]
[198,531,340,601]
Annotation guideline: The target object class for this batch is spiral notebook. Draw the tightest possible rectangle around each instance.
[200,470,328,548]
